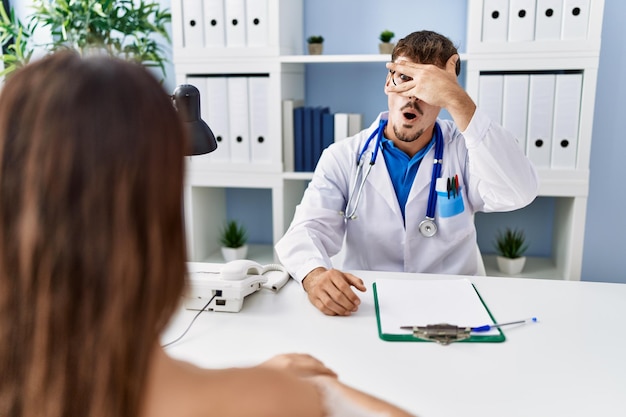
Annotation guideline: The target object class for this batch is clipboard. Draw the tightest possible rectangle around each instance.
[373,279,505,344]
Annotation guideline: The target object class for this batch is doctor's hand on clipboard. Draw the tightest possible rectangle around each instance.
[302,267,367,316]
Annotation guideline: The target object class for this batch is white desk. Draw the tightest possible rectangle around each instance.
[162,269,626,417]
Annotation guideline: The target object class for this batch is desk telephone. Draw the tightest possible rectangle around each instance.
[184,260,290,313]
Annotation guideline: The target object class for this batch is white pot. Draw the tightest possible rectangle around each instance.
[221,244,248,262]
[496,256,526,275]
[378,42,395,54]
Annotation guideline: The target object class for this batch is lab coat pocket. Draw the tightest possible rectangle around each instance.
[437,187,465,218]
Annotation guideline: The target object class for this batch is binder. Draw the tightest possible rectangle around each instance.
[312,107,329,170]
[373,279,505,344]
[204,0,226,47]
[535,0,563,41]
[224,0,247,47]
[303,106,314,171]
[182,0,205,47]
[293,107,305,172]
[282,99,304,172]
[245,0,268,47]
[478,74,504,125]
[248,76,271,164]
[561,0,590,40]
[502,74,530,152]
[508,0,537,42]
[551,73,582,169]
[321,112,335,153]
[334,113,349,142]
[227,76,251,163]
[526,74,556,168]
[203,76,231,163]
[482,0,509,42]
[347,113,363,136]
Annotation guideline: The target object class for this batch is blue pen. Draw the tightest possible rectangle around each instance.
[471,317,538,332]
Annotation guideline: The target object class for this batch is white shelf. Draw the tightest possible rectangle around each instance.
[200,244,276,264]
[483,255,563,280]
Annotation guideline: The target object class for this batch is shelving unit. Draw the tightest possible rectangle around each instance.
[172,0,604,280]
[465,0,604,280]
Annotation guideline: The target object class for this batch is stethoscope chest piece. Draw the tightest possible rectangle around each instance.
[419,217,437,238]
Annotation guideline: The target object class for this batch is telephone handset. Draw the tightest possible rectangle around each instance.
[184,260,290,313]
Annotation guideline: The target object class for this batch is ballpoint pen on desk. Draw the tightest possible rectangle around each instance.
[399,317,538,333]
[470,317,538,333]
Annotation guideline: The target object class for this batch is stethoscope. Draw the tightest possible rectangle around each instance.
[340,118,444,238]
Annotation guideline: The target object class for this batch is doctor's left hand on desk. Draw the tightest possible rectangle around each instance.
[302,268,367,316]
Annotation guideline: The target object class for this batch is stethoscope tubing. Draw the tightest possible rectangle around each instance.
[342,119,444,236]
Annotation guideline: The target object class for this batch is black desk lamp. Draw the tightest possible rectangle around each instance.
[172,84,218,155]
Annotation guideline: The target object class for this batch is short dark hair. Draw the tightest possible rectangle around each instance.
[392,30,461,75]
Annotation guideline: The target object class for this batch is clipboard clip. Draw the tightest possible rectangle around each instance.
[400,323,471,345]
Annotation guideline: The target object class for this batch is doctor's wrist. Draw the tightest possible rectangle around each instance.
[302,267,327,293]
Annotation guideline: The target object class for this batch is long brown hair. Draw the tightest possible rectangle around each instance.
[0,51,188,417]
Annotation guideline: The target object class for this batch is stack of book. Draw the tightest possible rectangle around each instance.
[282,99,362,172]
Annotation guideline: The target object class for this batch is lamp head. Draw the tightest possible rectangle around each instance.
[172,84,218,155]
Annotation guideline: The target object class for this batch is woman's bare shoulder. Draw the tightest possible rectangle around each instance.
[142,351,324,417]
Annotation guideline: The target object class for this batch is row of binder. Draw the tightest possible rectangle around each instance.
[478,72,582,169]
[181,0,268,48]
[482,0,591,42]
[188,75,270,164]
[282,100,362,172]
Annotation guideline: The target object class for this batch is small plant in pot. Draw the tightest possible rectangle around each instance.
[307,35,324,55]
[379,30,395,54]
[494,227,528,275]
[220,220,248,262]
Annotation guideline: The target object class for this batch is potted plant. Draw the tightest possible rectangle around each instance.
[220,220,248,262]
[379,29,395,54]
[306,35,324,55]
[493,227,528,275]
[0,0,171,79]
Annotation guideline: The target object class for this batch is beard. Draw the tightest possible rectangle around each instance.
[392,123,425,143]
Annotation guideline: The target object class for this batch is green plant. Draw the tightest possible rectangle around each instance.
[0,0,171,78]
[494,228,528,259]
[379,30,395,43]
[219,220,248,248]
[307,35,324,44]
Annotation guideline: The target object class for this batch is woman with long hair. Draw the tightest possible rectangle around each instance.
[0,51,414,417]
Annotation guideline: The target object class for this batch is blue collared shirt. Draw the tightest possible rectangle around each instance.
[381,125,440,221]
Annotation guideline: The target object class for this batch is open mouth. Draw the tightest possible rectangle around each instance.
[403,112,417,120]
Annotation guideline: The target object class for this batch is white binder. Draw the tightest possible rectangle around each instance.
[508,0,537,42]
[348,113,363,136]
[482,0,509,42]
[225,0,247,47]
[535,0,563,40]
[227,77,251,163]
[502,74,530,152]
[561,0,590,40]
[203,76,231,163]
[282,99,304,172]
[246,0,269,47]
[526,74,556,168]
[551,73,582,169]
[204,0,226,47]
[478,74,504,125]
[248,76,271,164]
[334,113,349,142]
[182,0,205,47]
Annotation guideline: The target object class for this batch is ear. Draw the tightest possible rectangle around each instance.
[446,54,460,76]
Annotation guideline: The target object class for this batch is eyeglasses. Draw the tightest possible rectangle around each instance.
[389,70,413,86]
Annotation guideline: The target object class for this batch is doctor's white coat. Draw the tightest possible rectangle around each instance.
[275,109,539,281]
